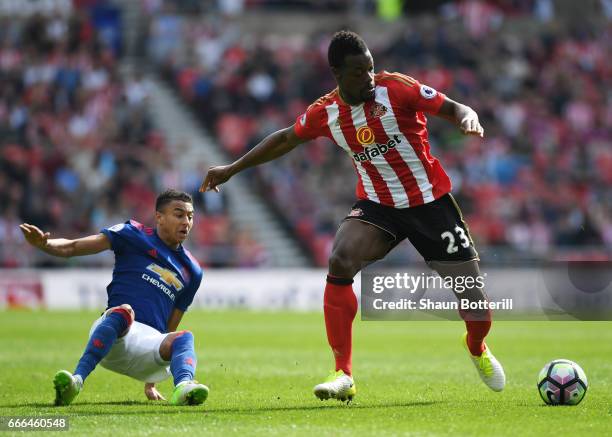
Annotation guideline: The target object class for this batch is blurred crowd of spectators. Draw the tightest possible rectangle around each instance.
[0,4,264,268]
[141,0,591,19]
[142,0,612,23]
[148,1,611,265]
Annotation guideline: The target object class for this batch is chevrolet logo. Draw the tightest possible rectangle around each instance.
[146,264,184,291]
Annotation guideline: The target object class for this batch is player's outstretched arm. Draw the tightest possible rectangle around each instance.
[436,97,484,138]
[199,125,308,192]
[19,223,110,257]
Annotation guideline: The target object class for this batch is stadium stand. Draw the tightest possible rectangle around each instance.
[0,1,265,268]
[148,0,611,266]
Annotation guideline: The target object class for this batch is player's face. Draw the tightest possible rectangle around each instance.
[333,50,375,105]
[155,200,194,248]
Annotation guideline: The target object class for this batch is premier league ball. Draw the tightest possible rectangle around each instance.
[537,359,588,405]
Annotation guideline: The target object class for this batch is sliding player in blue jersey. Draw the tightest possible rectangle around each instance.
[20,189,208,406]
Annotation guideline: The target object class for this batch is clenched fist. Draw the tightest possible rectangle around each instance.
[459,111,484,137]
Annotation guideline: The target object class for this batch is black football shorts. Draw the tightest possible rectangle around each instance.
[343,193,479,262]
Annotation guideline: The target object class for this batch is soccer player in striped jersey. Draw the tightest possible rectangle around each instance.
[201,30,505,402]
[20,190,209,406]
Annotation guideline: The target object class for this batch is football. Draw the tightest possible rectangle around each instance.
[537,359,588,405]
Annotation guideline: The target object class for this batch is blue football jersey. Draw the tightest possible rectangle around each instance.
[100,220,203,333]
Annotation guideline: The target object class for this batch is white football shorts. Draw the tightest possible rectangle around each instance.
[88,312,172,383]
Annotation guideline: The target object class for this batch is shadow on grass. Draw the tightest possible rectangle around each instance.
[0,400,443,416]
[0,400,151,408]
[208,400,442,415]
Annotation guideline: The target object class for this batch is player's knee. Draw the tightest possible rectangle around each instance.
[109,304,135,328]
[168,330,194,348]
[119,304,135,319]
[174,330,194,345]
[328,248,359,278]
[160,330,194,361]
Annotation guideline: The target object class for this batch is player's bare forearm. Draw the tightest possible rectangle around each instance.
[43,235,109,257]
[437,98,484,137]
[200,125,307,192]
[42,238,78,257]
[231,126,304,173]
[166,308,185,332]
[19,224,110,257]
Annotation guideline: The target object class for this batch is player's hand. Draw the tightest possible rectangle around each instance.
[199,165,234,193]
[19,223,50,249]
[144,383,166,401]
[459,112,484,138]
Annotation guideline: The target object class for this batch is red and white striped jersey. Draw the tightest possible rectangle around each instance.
[294,71,452,209]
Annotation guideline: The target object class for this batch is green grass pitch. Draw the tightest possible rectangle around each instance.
[0,310,610,436]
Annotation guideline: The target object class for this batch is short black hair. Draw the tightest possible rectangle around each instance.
[328,30,368,69]
[155,189,193,211]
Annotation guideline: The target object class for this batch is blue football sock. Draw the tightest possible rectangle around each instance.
[74,311,129,382]
[170,331,197,386]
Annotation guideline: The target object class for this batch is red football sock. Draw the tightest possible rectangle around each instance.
[460,308,492,356]
[324,275,358,376]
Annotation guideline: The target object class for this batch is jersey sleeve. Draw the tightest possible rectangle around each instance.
[294,102,327,140]
[100,221,132,254]
[387,74,446,114]
[174,270,202,312]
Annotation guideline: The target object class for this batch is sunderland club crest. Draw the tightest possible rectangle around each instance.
[369,102,387,118]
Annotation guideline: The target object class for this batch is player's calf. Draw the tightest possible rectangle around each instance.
[73,305,134,384]
[428,260,505,391]
[323,220,392,388]
[428,260,491,355]
[167,331,197,385]
[161,330,209,406]
[54,305,134,405]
